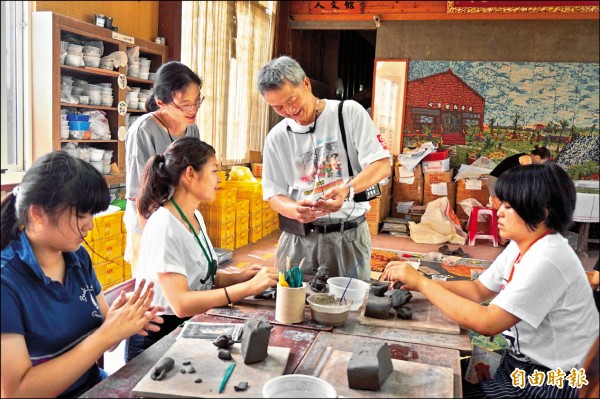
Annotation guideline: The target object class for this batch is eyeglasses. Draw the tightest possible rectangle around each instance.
[286,114,317,135]
[170,94,205,113]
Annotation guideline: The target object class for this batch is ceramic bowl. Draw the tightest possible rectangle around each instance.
[262,375,337,398]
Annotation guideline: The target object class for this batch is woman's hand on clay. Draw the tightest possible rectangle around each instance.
[380,261,424,291]
[238,263,265,281]
[249,266,279,294]
[101,279,160,341]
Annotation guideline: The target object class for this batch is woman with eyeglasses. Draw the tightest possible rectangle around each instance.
[124,61,204,280]
[125,137,278,362]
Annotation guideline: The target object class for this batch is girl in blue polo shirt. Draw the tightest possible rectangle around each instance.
[1,151,163,398]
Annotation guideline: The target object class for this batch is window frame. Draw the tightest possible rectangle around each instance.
[1,0,31,184]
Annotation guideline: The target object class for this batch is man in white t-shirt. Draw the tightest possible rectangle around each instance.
[257,56,391,290]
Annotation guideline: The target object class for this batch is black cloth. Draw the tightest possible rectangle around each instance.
[125,314,190,363]
[489,153,526,178]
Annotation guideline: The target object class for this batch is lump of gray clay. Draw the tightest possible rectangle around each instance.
[218,349,232,360]
[364,296,392,319]
[213,334,235,349]
[369,282,388,297]
[151,357,174,381]
[396,307,412,320]
[234,381,249,392]
[347,342,393,391]
[385,289,413,309]
[241,317,273,364]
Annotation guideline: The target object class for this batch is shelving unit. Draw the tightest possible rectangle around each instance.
[31,12,168,186]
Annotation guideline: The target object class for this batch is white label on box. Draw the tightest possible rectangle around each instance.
[399,176,415,184]
[431,182,448,196]
[112,32,135,44]
[422,158,450,173]
[396,201,413,214]
[465,179,483,190]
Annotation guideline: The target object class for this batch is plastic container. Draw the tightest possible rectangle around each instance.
[67,114,91,122]
[90,160,103,174]
[65,54,82,67]
[327,277,370,311]
[68,121,91,131]
[89,148,105,162]
[262,375,337,398]
[307,293,352,326]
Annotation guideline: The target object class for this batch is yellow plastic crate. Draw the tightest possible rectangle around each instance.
[249,211,262,228]
[85,235,122,264]
[249,197,263,214]
[249,226,263,243]
[236,215,249,233]
[207,220,235,241]
[211,235,235,251]
[212,188,238,206]
[262,208,271,223]
[217,171,227,187]
[94,258,123,289]
[271,217,279,232]
[123,260,132,280]
[262,200,270,210]
[235,229,249,249]
[198,203,236,223]
[262,222,272,238]
[224,180,262,197]
[235,199,249,218]
[86,211,123,242]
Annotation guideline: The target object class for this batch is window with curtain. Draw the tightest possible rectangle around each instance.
[181,1,277,165]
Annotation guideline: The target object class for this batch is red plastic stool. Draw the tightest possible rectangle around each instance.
[468,206,499,247]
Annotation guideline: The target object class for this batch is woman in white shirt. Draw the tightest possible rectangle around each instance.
[126,136,278,362]
[382,162,598,398]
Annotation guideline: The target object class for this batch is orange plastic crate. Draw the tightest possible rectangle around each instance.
[211,235,235,250]
[207,220,235,241]
[249,226,263,243]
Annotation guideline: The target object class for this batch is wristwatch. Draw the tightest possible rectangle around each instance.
[344,182,355,202]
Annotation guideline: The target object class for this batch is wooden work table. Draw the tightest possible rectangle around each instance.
[82,301,466,398]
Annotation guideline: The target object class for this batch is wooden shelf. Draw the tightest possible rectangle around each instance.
[127,108,147,113]
[61,103,117,111]
[61,65,120,78]
[126,76,154,85]
[32,11,168,189]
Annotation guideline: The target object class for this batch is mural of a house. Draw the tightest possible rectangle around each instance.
[405,69,485,145]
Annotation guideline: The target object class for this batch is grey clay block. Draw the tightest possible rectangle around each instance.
[240,317,273,364]
[369,281,388,297]
[364,296,392,319]
[347,342,394,391]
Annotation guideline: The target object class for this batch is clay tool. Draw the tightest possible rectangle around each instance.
[218,363,236,394]
[339,255,363,305]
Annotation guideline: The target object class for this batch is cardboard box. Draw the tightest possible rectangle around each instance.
[455,178,490,219]
[424,170,453,185]
[423,181,456,210]
[422,157,450,173]
[392,164,424,204]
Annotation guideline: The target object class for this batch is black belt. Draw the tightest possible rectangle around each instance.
[307,215,366,234]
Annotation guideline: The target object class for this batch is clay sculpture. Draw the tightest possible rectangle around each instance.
[151,357,175,381]
[347,342,393,390]
[396,307,413,320]
[369,281,388,297]
[213,334,235,349]
[241,317,273,364]
[364,296,392,319]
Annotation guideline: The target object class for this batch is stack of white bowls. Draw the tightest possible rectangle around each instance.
[85,83,102,106]
[139,58,151,80]
[99,83,114,107]
[99,58,114,70]
[138,90,150,111]
[88,147,105,173]
[65,44,83,67]
[60,117,70,139]
[127,60,140,78]
[125,90,139,110]
[82,46,101,67]
[61,76,74,97]
[72,79,89,104]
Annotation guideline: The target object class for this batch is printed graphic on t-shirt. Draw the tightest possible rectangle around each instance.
[296,140,345,198]
[79,284,102,318]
